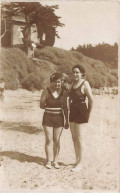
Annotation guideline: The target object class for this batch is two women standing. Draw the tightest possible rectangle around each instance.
[40,65,93,171]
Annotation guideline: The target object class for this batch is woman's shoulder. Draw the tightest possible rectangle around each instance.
[81,80,91,94]
[83,80,91,88]
[41,87,50,97]
[83,80,92,93]
[83,80,89,86]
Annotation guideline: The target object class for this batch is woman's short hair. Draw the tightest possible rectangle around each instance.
[72,64,85,76]
[50,72,62,83]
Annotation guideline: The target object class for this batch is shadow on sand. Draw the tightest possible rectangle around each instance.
[0,151,71,167]
[0,151,46,165]
[0,121,43,134]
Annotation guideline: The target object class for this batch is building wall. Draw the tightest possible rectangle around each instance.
[12,23,25,45]
[1,17,40,47]
[12,23,39,45]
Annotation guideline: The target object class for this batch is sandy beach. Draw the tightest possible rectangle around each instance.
[0,89,119,192]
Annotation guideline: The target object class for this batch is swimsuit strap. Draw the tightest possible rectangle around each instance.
[79,80,86,89]
[72,79,86,90]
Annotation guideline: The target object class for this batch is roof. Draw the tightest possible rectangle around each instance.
[11,15,25,23]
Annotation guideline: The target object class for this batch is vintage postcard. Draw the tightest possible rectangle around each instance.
[0,0,120,193]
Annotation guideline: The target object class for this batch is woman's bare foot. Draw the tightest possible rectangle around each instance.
[45,161,53,169]
[67,161,80,169]
[53,162,60,169]
[73,160,80,167]
[71,164,82,172]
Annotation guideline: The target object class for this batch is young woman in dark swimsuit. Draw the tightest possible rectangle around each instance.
[40,72,69,169]
[69,65,93,172]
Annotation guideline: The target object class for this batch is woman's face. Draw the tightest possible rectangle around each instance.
[51,78,62,89]
[72,68,83,81]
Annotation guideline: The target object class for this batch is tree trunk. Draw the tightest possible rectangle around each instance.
[22,14,31,47]
[22,25,31,46]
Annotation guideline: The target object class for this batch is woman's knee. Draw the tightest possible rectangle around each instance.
[73,135,81,144]
[53,127,62,144]
[53,137,60,146]
[46,137,53,145]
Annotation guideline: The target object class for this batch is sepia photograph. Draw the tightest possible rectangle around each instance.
[0,0,120,193]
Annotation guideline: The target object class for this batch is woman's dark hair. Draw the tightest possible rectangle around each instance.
[72,64,85,76]
[50,72,62,83]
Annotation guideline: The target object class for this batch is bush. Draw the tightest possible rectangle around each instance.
[35,46,117,88]
[22,73,42,90]
[1,46,118,90]
[110,69,118,79]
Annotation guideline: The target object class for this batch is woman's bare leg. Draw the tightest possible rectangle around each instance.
[70,122,80,165]
[74,123,82,165]
[71,123,87,171]
[53,127,63,164]
[43,126,53,163]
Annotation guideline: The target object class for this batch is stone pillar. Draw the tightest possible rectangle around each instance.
[25,46,34,58]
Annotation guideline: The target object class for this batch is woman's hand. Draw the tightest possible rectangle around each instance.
[64,121,69,129]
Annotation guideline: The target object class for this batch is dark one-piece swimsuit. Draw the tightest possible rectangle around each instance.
[69,80,89,124]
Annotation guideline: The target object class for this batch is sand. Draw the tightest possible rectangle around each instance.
[0,89,119,192]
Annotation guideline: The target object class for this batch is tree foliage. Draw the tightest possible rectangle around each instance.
[1,2,64,47]
[72,43,118,69]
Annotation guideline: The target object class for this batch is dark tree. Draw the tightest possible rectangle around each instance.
[1,2,64,47]
[74,42,118,69]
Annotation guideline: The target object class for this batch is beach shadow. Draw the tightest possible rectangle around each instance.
[0,121,43,134]
[58,162,68,166]
[0,151,46,165]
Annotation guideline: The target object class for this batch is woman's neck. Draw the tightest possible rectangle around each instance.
[74,78,82,84]
[50,86,61,93]
[73,79,84,89]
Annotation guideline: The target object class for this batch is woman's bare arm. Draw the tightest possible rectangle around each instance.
[63,94,69,129]
[84,81,93,115]
[40,89,48,109]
